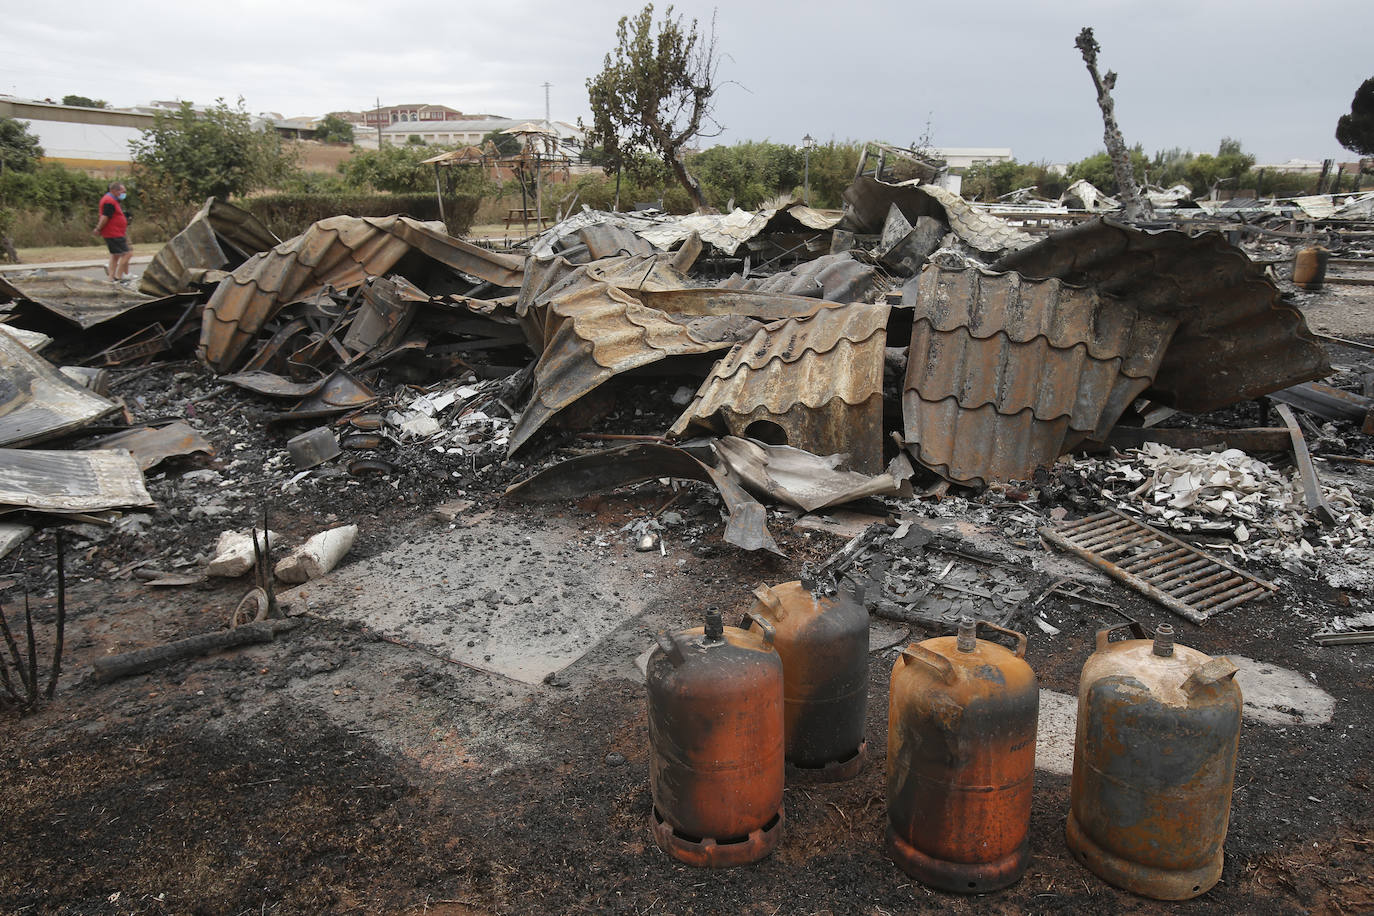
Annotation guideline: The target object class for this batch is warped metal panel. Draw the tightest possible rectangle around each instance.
[0,330,118,447]
[841,176,1034,254]
[670,304,890,473]
[90,421,215,471]
[580,224,657,260]
[139,197,280,297]
[199,216,525,371]
[719,252,887,304]
[0,447,153,513]
[0,275,168,330]
[993,218,1330,411]
[508,254,839,454]
[902,266,1177,486]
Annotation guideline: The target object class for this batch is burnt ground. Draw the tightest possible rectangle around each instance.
[2,282,1374,914]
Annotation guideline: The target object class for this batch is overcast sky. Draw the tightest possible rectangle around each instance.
[1,0,1368,165]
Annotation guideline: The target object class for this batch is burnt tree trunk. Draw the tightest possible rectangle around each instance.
[1075,28,1149,221]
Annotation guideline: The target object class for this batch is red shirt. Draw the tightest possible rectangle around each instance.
[99,193,128,238]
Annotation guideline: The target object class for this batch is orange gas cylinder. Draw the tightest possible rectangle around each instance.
[886,616,1038,893]
[647,608,784,867]
[1067,622,1241,900]
[746,577,869,781]
[1292,246,1330,290]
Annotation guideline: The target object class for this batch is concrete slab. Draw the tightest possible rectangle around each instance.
[283,515,662,685]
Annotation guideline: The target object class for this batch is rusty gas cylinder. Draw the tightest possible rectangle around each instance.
[647,608,784,867]
[1067,622,1241,900]
[745,576,869,781]
[886,616,1038,893]
[1292,246,1330,291]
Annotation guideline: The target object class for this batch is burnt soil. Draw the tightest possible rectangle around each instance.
[2,346,1373,914]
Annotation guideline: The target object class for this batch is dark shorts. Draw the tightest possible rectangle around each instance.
[104,236,131,254]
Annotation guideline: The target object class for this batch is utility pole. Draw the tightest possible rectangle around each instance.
[542,81,551,126]
[375,95,383,148]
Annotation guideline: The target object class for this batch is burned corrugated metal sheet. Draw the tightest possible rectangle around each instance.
[670,304,891,473]
[718,252,887,304]
[0,447,153,513]
[509,254,836,454]
[91,421,215,470]
[638,208,773,255]
[0,275,170,330]
[841,177,1034,255]
[139,197,280,297]
[199,216,524,372]
[902,266,1177,487]
[992,218,1331,412]
[579,224,658,260]
[0,330,118,447]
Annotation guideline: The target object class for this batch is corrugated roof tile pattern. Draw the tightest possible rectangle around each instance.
[669,304,890,473]
[199,216,524,372]
[0,331,118,447]
[992,218,1330,412]
[841,177,1033,254]
[508,256,767,454]
[139,197,280,297]
[720,252,888,304]
[902,266,1177,486]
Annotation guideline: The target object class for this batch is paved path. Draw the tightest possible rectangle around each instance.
[0,254,153,275]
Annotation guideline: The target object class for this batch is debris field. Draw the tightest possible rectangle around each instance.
[1,161,1373,915]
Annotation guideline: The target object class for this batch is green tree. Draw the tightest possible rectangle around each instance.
[689,141,801,210]
[314,114,354,144]
[129,99,298,200]
[1336,77,1374,156]
[584,3,722,210]
[340,144,434,193]
[481,129,522,157]
[61,94,108,109]
[0,117,43,173]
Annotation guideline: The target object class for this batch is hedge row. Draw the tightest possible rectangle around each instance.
[241,193,481,239]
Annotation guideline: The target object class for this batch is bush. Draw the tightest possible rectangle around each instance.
[0,162,107,216]
[241,193,481,238]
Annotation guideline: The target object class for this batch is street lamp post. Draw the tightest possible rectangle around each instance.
[802,134,815,206]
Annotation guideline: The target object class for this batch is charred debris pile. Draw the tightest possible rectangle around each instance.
[3,168,1374,643]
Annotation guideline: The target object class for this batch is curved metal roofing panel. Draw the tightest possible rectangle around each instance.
[992,218,1330,411]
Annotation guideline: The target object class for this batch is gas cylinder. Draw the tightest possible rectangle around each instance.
[647,608,784,867]
[1067,622,1241,900]
[745,576,869,780]
[1292,246,1330,291]
[886,616,1039,893]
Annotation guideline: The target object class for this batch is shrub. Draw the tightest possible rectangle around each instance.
[241,193,481,238]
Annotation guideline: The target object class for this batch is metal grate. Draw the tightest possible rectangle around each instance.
[1040,510,1277,624]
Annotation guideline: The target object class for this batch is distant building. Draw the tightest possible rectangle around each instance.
[0,96,153,177]
[378,117,585,151]
[933,147,1014,170]
[330,104,472,132]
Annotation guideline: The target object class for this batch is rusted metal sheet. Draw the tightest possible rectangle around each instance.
[0,275,166,330]
[671,304,891,473]
[1274,403,1338,526]
[139,197,280,297]
[993,218,1331,412]
[0,447,153,513]
[713,437,913,511]
[1267,381,1372,422]
[1085,427,1293,454]
[902,266,1177,486]
[199,216,524,372]
[0,329,118,447]
[842,176,1033,254]
[1041,510,1276,623]
[509,254,835,455]
[504,441,781,553]
[341,276,419,356]
[90,421,215,471]
[579,223,657,260]
[718,252,887,304]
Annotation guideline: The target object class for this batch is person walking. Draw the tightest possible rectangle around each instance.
[93,181,133,282]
